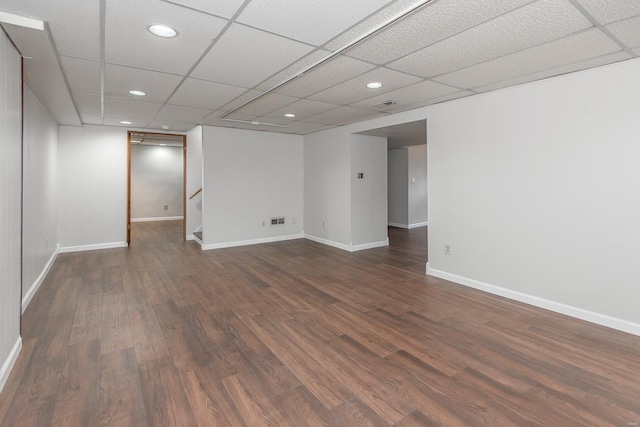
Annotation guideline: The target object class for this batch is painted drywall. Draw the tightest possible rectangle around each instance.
[351,134,388,249]
[407,144,427,227]
[304,128,352,249]
[131,144,183,220]
[58,125,128,251]
[0,27,23,393]
[201,126,303,248]
[387,149,409,227]
[186,126,203,238]
[22,85,59,310]
[303,58,640,334]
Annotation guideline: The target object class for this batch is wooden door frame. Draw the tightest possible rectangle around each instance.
[127,131,187,245]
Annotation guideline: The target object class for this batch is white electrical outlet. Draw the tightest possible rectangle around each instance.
[444,244,451,255]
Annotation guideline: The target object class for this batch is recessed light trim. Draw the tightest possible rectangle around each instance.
[159,144,167,146]
[284,113,296,118]
[366,82,383,89]
[148,24,178,38]
[161,125,170,130]
[128,90,146,96]
[120,120,132,125]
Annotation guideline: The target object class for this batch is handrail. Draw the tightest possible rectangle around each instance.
[189,188,202,200]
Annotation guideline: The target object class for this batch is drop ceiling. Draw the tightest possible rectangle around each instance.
[1,0,638,134]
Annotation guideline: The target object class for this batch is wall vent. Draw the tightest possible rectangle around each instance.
[374,100,398,108]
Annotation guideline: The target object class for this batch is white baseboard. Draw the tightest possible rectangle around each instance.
[408,222,428,229]
[186,234,195,241]
[388,222,409,229]
[304,234,351,251]
[0,337,22,393]
[201,234,304,250]
[131,216,183,223]
[426,263,640,337]
[58,242,127,253]
[350,239,389,252]
[22,245,59,313]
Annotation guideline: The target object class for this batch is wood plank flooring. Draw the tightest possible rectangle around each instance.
[1,221,639,426]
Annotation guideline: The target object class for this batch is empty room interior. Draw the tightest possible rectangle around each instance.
[1,0,639,425]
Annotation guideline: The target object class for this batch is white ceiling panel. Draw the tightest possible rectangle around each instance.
[273,55,377,98]
[575,0,640,25]
[72,93,102,115]
[0,0,101,60]
[105,97,164,119]
[103,116,151,128]
[201,111,256,126]
[273,122,334,135]
[60,56,101,96]
[388,0,592,78]
[105,64,183,103]
[145,119,195,132]
[349,80,459,111]
[305,106,386,125]
[434,29,622,89]
[163,0,246,19]
[168,78,248,110]
[606,16,640,48]
[345,0,532,65]
[309,67,422,105]
[383,90,475,114]
[635,47,640,55]
[191,24,314,88]
[106,0,227,75]
[155,104,214,123]
[256,49,330,91]
[237,0,393,46]
[473,51,632,93]
[263,99,342,121]
[79,113,104,126]
[232,93,298,117]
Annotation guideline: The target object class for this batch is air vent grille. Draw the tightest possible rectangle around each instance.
[374,100,398,108]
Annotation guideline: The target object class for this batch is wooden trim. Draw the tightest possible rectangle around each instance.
[188,188,202,200]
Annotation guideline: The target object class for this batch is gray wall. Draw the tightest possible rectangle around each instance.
[131,144,183,220]
[186,126,203,238]
[0,27,23,393]
[407,145,427,227]
[387,149,409,227]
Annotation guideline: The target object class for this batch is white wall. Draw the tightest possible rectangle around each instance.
[351,134,388,249]
[201,126,303,249]
[186,126,203,238]
[58,125,128,251]
[387,149,409,227]
[22,85,59,310]
[131,145,183,220]
[407,144,427,227]
[0,27,23,393]
[304,129,352,249]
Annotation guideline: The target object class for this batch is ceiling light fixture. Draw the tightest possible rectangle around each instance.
[129,90,146,96]
[161,125,170,130]
[147,24,178,38]
[120,120,132,124]
[366,82,383,89]
[159,144,167,146]
[284,113,296,118]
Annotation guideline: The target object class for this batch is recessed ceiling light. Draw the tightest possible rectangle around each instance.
[284,113,296,118]
[159,144,167,146]
[366,82,383,89]
[148,24,178,38]
[161,125,170,130]
[120,120,132,125]
[129,90,146,96]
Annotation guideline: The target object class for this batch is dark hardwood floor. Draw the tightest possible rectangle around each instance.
[1,221,639,426]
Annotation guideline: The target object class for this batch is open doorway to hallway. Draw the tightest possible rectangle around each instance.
[127,132,187,245]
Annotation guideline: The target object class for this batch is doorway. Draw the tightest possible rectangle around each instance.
[127,132,187,245]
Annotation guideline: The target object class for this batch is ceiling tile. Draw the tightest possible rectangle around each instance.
[237,0,393,46]
[145,119,195,132]
[575,0,640,25]
[60,56,101,95]
[155,104,213,123]
[634,47,640,55]
[273,56,377,98]
[305,106,386,126]
[105,0,227,75]
[168,78,248,110]
[606,16,640,48]
[231,93,299,117]
[344,0,532,64]
[255,50,330,91]
[349,80,459,111]
[433,29,622,89]
[104,97,164,119]
[0,0,100,60]
[191,24,314,88]
[383,90,475,114]
[473,51,633,93]
[201,111,256,127]
[162,0,246,19]
[103,116,151,128]
[105,64,183,103]
[388,0,592,78]
[263,99,342,121]
[79,113,103,126]
[308,67,422,105]
[272,122,334,135]
[73,93,102,115]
